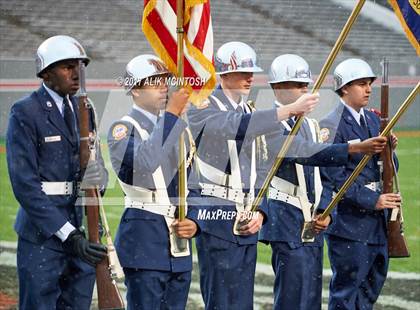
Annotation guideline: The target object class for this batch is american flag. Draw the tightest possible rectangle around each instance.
[142,0,216,104]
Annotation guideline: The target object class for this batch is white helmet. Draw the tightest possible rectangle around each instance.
[36,35,89,77]
[334,58,376,91]
[123,54,170,91]
[268,54,313,84]
[215,41,263,75]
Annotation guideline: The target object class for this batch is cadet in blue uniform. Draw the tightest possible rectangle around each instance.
[321,58,401,309]
[259,54,387,310]
[187,42,321,309]
[6,35,108,310]
[107,54,197,310]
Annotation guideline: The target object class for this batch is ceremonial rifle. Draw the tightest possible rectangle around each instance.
[380,58,410,258]
[301,82,420,240]
[78,60,125,309]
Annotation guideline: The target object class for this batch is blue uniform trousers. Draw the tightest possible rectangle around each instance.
[326,235,388,310]
[196,232,257,310]
[270,241,323,310]
[124,268,192,310]
[17,237,95,310]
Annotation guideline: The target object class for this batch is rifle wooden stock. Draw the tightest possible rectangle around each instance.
[388,220,410,257]
[380,61,393,194]
[380,59,410,258]
[79,62,125,309]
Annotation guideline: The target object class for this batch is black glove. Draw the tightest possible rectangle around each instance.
[63,230,107,266]
[81,161,106,189]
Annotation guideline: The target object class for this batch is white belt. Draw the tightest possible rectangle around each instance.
[196,156,230,186]
[41,181,73,195]
[123,187,157,202]
[268,187,302,210]
[200,182,247,205]
[270,176,298,196]
[124,196,176,217]
[365,182,380,191]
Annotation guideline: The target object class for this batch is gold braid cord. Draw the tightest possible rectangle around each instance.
[185,127,196,168]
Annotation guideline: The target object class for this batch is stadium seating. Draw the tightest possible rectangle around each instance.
[0,0,415,69]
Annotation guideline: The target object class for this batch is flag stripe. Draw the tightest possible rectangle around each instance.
[187,4,203,43]
[192,2,211,51]
[149,11,202,84]
[153,0,206,80]
[143,0,216,104]
[154,0,178,42]
[149,6,207,83]
[202,18,213,60]
[147,9,177,61]
[167,0,177,15]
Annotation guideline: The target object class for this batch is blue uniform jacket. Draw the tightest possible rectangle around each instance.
[320,103,393,245]
[6,85,107,251]
[259,118,349,246]
[187,86,280,244]
[108,108,193,272]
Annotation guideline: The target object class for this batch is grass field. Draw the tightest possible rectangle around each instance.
[1,135,419,272]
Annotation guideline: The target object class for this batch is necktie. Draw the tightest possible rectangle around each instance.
[63,97,75,137]
[236,104,244,114]
[287,117,295,129]
[360,114,369,137]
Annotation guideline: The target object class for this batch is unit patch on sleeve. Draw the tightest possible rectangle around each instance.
[112,124,128,140]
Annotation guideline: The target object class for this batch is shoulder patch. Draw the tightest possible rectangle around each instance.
[320,127,330,143]
[112,124,128,140]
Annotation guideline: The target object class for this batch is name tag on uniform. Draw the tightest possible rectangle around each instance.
[348,138,361,144]
[44,135,61,143]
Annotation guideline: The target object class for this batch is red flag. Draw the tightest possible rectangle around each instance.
[142,0,216,104]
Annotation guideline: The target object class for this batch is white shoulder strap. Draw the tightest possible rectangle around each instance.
[294,118,321,222]
[306,118,323,210]
[122,115,190,257]
[208,95,243,190]
[207,95,257,193]
[210,94,228,111]
[119,115,170,205]
[250,140,256,195]
[281,120,292,131]
[295,164,312,222]
[121,115,149,140]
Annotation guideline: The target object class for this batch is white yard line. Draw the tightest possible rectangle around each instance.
[2,242,420,280]
[3,245,418,310]
[256,261,420,280]
[0,240,17,251]
[377,295,420,310]
[321,289,420,310]
[0,251,16,267]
